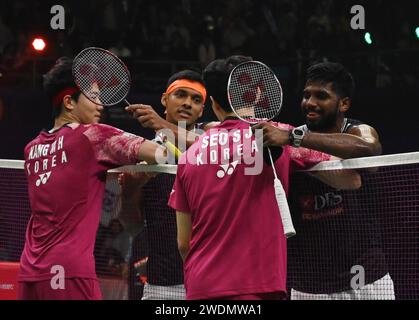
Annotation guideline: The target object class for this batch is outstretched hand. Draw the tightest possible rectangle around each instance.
[118,171,157,194]
[252,122,291,147]
[125,104,166,131]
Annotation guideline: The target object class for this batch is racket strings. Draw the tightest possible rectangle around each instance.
[227,61,295,237]
[228,62,282,122]
[73,48,131,106]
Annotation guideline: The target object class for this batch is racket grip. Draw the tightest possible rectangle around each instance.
[165,140,183,159]
[273,178,296,238]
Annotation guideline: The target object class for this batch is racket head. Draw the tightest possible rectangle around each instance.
[227,61,283,124]
[72,47,131,107]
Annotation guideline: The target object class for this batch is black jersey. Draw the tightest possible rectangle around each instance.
[139,124,207,286]
[299,118,363,134]
[287,118,388,293]
[141,173,183,286]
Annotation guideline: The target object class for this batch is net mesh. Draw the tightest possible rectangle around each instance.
[0,166,30,262]
[227,61,283,123]
[287,155,419,300]
[96,165,181,300]
[1,154,419,300]
[72,47,131,106]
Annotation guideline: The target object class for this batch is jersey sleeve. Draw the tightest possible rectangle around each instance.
[289,146,331,171]
[268,121,331,171]
[83,124,145,168]
[168,162,191,214]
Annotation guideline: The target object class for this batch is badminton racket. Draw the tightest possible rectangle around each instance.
[72,47,182,159]
[227,60,296,238]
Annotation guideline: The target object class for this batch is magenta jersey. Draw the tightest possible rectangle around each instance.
[19,123,144,281]
[168,119,330,299]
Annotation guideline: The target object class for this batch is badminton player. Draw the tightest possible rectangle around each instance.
[284,62,394,300]
[18,57,165,300]
[120,70,207,299]
[168,56,361,300]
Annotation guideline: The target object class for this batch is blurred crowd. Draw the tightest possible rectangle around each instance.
[0,0,418,90]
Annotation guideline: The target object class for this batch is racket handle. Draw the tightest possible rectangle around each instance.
[273,178,296,238]
[165,140,183,159]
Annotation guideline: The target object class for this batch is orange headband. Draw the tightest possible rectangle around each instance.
[165,79,207,104]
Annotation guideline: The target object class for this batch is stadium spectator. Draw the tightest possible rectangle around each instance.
[108,38,132,58]
[221,18,255,56]
[0,16,12,54]
[198,35,216,67]
[96,218,132,277]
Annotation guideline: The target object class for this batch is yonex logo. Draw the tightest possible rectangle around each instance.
[36,171,52,187]
[217,161,239,178]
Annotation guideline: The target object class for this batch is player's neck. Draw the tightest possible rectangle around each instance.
[330,117,346,133]
[185,124,195,131]
[53,114,78,130]
[220,112,237,122]
[314,117,346,134]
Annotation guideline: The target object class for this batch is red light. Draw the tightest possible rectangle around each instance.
[32,38,46,52]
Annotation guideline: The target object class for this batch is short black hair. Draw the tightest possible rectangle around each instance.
[306,62,355,99]
[43,57,81,119]
[203,55,253,112]
[166,69,205,88]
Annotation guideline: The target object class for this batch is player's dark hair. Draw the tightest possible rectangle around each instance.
[166,70,205,88]
[43,57,81,119]
[203,55,253,112]
[306,62,355,99]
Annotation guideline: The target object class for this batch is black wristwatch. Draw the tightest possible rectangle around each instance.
[289,128,305,147]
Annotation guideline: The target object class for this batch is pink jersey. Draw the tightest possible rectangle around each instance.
[168,119,330,299]
[19,123,144,281]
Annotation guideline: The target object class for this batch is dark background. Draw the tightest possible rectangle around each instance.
[1,0,418,159]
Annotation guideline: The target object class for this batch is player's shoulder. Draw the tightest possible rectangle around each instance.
[24,135,43,155]
[344,118,363,130]
[344,118,379,135]
[82,123,125,134]
[54,123,119,137]
[195,121,220,131]
[82,123,116,130]
[81,123,132,145]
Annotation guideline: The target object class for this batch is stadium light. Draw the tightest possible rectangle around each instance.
[364,32,373,45]
[32,37,46,52]
[415,27,419,39]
